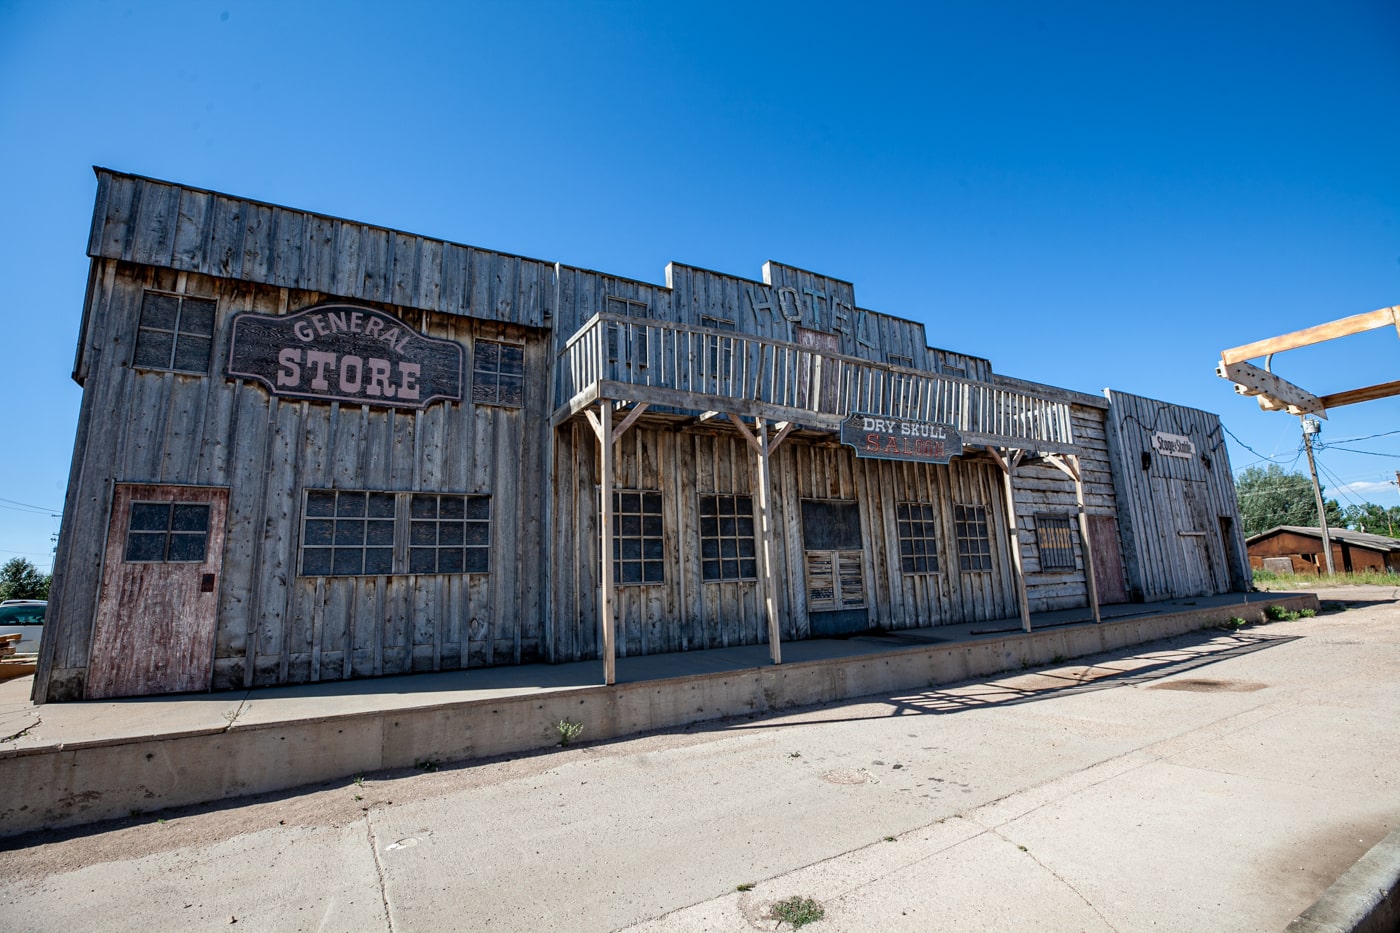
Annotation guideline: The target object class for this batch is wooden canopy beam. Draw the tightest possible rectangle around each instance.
[1219,305,1400,365]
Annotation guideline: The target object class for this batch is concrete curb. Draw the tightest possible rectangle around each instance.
[0,594,1318,838]
[1286,828,1400,933]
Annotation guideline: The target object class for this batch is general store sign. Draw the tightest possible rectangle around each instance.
[840,413,962,464]
[227,305,464,409]
[1151,431,1196,459]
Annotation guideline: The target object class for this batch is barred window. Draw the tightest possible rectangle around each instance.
[471,340,525,407]
[954,504,992,572]
[125,501,211,563]
[1035,514,1076,571]
[896,502,940,574]
[133,291,216,374]
[410,494,490,574]
[614,491,664,584]
[700,495,756,581]
[299,490,490,577]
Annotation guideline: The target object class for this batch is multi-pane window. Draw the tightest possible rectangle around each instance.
[1035,514,1076,571]
[133,291,216,373]
[613,491,664,584]
[410,494,490,574]
[471,340,525,407]
[700,495,756,581]
[125,501,211,562]
[896,502,940,574]
[954,504,993,572]
[299,490,491,577]
[301,490,396,576]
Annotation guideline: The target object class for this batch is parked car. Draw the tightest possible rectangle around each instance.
[0,600,45,653]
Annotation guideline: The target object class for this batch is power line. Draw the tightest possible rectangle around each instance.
[1221,423,1299,465]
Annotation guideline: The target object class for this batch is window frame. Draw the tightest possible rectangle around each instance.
[954,503,993,573]
[298,489,493,578]
[132,290,217,375]
[613,489,665,585]
[470,339,526,408]
[698,494,757,582]
[1035,513,1077,572]
[895,502,941,575]
[124,500,212,564]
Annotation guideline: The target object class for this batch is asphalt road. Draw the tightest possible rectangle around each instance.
[1,590,1396,932]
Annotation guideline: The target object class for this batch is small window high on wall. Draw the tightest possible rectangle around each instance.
[133,291,216,374]
[471,340,524,407]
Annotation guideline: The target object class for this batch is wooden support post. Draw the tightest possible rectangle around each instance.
[1047,454,1102,626]
[599,403,616,685]
[755,417,782,664]
[988,446,1032,633]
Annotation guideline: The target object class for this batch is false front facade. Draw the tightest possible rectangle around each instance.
[32,170,1249,702]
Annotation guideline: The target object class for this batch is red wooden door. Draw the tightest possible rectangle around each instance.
[87,484,228,699]
[1088,514,1130,605]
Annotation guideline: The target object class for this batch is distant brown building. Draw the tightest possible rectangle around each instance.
[1247,526,1400,575]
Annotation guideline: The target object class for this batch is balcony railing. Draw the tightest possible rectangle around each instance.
[555,314,1079,452]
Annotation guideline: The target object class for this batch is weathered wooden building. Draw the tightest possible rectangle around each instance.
[32,170,1249,702]
[1247,526,1400,575]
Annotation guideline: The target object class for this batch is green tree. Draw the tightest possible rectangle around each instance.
[1344,502,1400,537]
[1234,465,1344,538]
[0,558,50,601]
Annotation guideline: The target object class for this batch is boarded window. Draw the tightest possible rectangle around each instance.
[954,504,993,572]
[471,340,525,407]
[133,291,216,374]
[125,501,211,563]
[699,495,756,581]
[805,550,865,610]
[896,502,940,574]
[299,490,490,576]
[410,494,491,574]
[614,490,664,584]
[1035,514,1076,571]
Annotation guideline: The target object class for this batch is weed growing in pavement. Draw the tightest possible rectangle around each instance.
[1051,653,1066,664]
[556,719,584,746]
[1225,616,1248,630]
[353,774,366,787]
[883,836,896,842]
[788,751,801,759]
[1264,605,1316,622]
[736,883,755,892]
[770,896,825,928]
[415,758,439,772]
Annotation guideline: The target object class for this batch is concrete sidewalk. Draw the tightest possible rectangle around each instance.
[0,586,1395,933]
[0,590,1319,836]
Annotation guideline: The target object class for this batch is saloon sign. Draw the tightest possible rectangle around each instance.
[840,413,962,464]
[227,305,464,409]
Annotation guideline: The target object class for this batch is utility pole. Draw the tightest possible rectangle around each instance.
[1301,417,1335,576]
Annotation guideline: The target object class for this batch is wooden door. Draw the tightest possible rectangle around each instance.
[87,484,228,698]
[1087,514,1129,605]
[801,499,868,635]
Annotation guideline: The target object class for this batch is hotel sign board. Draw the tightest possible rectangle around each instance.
[227,305,464,410]
[840,413,962,464]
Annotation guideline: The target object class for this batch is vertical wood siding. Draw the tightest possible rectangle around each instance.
[39,262,549,698]
[550,427,1019,663]
[85,171,553,329]
[1103,390,1249,601]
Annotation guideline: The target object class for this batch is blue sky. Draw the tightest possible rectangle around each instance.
[1,0,1397,572]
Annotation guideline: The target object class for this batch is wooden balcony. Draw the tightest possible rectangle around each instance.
[553,313,1082,454]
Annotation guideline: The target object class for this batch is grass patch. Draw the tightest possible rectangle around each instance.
[1253,568,1398,588]
[769,896,825,928]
